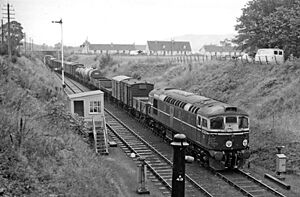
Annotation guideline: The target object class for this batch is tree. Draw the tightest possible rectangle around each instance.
[0,20,24,55]
[262,1,300,58]
[54,42,61,49]
[234,0,300,58]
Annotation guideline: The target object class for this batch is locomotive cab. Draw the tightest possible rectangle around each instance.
[208,116,249,132]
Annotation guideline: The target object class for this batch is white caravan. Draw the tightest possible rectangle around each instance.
[255,48,284,64]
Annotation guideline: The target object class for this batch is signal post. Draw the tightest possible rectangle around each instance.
[171,134,189,197]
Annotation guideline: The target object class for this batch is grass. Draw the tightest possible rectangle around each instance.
[0,55,119,196]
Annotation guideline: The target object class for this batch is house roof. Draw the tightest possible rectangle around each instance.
[88,44,136,51]
[147,41,191,52]
[68,90,103,99]
[201,45,238,52]
[135,45,146,51]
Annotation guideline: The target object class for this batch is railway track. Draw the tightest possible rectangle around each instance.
[55,73,84,94]
[61,74,288,197]
[105,109,213,197]
[106,103,288,197]
[215,169,286,197]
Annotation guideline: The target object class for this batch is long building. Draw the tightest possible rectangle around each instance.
[146,40,192,55]
[80,40,192,56]
[80,41,146,55]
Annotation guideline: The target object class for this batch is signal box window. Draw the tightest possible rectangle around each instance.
[90,101,101,113]
[153,99,158,115]
[279,51,283,55]
[210,117,224,130]
[238,117,249,129]
[274,51,278,55]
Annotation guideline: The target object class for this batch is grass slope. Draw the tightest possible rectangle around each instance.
[0,56,119,196]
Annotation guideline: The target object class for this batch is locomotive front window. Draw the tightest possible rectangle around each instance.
[210,117,224,130]
[238,116,249,129]
[226,117,237,123]
[139,84,147,89]
[202,119,207,128]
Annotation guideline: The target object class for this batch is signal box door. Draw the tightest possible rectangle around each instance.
[74,100,84,117]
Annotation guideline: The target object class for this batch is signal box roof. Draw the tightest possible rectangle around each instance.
[68,90,103,99]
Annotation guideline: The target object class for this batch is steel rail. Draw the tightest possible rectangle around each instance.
[105,109,213,197]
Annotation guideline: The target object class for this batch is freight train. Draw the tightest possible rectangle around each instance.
[45,56,250,170]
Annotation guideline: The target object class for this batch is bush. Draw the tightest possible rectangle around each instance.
[11,56,18,63]
[98,54,115,69]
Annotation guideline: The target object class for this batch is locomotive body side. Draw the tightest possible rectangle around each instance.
[148,88,250,169]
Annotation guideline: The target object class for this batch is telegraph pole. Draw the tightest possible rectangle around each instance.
[2,3,15,61]
[1,19,3,44]
[24,33,26,54]
[7,3,11,60]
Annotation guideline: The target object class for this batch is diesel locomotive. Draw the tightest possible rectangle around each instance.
[45,56,250,170]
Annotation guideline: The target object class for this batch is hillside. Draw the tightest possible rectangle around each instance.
[72,54,300,173]
[0,55,120,196]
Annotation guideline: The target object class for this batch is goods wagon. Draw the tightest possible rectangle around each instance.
[111,75,132,100]
[120,78,154,109]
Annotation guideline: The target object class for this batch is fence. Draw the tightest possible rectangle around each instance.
[75,52,298,65]
[168,54,287,65]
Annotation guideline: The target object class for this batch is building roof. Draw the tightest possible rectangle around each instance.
[147,41,191,52]
[135,45,146,51]
[201,45,238,53]
[68,90,103,99]
[88,44,136,51]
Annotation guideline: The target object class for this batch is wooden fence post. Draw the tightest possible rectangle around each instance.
[265,56,268,64]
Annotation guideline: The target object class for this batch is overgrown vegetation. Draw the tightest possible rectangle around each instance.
[97,54,116,70]
[0,20,24,56]
[0,55,118,196]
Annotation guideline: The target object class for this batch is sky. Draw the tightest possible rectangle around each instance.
[4,0,250,46]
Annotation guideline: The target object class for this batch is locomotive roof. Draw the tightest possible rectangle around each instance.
[150,88,248,117]
[121,78,154,86]
[112,75,132,82]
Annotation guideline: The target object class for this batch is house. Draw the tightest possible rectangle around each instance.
[199,45,242,57]
[146,40,192,56]
[80,40,146,55]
